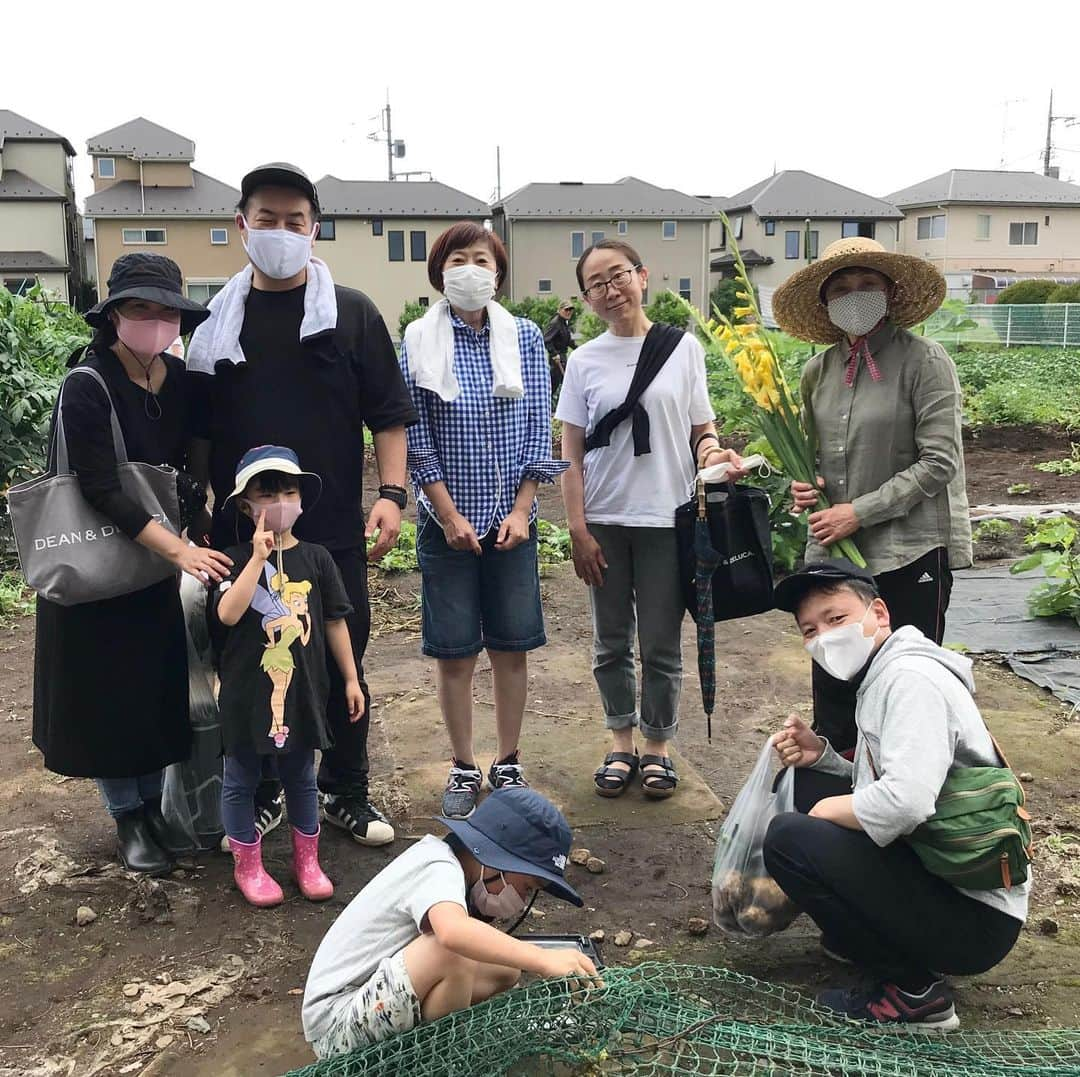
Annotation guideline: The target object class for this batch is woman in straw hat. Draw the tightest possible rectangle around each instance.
[771,238,972,755]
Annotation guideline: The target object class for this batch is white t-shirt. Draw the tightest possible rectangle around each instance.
[302,835,467,1042]
[555,330,715,527]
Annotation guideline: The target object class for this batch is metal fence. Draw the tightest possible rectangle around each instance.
[924,303,1080,348]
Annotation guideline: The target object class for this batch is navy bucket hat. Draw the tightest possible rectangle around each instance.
[225,445,322,508]
[438,788,582,907]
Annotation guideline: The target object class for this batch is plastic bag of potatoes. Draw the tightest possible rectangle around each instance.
[711,739,799,937]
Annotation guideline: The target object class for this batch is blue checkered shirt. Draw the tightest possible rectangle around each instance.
[400,311,568,537]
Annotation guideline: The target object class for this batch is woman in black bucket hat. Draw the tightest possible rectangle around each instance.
[32,253,233,875]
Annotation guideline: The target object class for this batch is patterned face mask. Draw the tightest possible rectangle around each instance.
[827,289,888,338]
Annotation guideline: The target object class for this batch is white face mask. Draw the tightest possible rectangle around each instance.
[443,264,497,311]
[242,218,315,279]
[470,871,526,921]
[805,604,879,681]
[827,289,888,338]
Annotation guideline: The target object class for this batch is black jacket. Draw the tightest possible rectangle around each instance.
[543,315,573,357]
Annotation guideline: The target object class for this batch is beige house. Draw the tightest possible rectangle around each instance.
[311,177,488,331]
[84,118,246,304]
[887,169,1080,299]
[0,110,84,302]
[712,171,903,291]
[490,177,714,310]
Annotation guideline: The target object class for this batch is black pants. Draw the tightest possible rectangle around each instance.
[259,546,372,803]
[762,770,1021,985]
[812,547,953,752]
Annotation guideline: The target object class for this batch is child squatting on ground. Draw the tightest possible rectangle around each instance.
[301,787,602,1060]
[213,445,364,908]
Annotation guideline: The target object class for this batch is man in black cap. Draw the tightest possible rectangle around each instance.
[542,299,575,393]
[187,162,417,848]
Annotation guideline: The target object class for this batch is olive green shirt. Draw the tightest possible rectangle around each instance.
[800,322,972,575]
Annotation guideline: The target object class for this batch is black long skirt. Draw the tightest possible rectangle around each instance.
[33,577,191,778]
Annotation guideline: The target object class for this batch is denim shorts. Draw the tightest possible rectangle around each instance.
[416,507,546,659]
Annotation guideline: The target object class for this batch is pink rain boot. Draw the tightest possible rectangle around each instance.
[291,826,334,901]
[228,835,284,908]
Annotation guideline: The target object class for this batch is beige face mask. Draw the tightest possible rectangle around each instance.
[827,290,888,338]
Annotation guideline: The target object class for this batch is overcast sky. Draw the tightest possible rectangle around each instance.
[7,0,1080,210]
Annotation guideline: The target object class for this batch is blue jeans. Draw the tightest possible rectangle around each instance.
[222,748,319,843]
[96,771,164,818]
[415,506,546,659]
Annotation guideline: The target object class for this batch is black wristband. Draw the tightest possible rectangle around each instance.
[377,484,408,509]
[692,432,721,459]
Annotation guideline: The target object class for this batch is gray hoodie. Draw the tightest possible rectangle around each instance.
[812,625,1030,922]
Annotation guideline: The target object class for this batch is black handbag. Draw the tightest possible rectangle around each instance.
[674,480,775,623]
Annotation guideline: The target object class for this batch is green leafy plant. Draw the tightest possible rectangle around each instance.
[973,518,1013,542]
[398,301,426,339]
[1011,516,1080,625]
[1007,482,1032,495]
[0,570,34,625]
[708,279,759,322]
[501,295,578,331]
[995,280,1060,305]
[1048,282,1080,304]
[368,520,418,573]
[536,519,571,566]
[576,311,607,344]
[644,290,690,330]
[1034,444,1080,476]
[742,436,807,572]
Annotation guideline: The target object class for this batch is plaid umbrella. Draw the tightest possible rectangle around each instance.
[693,479,723,741]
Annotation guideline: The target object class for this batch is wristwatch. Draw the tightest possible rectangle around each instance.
[377,483,408,510]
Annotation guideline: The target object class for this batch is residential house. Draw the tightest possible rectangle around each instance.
[311,177,488,329]
[0,110,84,302]
[490,177,715,309]
[887,169,1080,299]
[712,170,903,291]
[84,117,246,304]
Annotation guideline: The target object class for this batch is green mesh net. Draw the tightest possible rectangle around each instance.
[285,963,1080,1076]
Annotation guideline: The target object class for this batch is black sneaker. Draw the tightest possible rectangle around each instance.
[322,795,395,846]
[488,750,528,791]
[219,791,283,853]
[817,979,959,1031]
[442,761,483,819]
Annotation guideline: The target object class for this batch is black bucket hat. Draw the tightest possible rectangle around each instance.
[240,162,320,216]
[773,558,878,614]
[85,253,211,334]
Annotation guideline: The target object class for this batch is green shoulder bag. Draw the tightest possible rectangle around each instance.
[866,732,1033,891]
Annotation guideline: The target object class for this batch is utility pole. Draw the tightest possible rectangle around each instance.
[495,146,502,201]
[1043,90,1077,177]
[369,91,406,180]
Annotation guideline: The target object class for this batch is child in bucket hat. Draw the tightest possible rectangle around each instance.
[301,787,601,1060]
[212,446,362,908]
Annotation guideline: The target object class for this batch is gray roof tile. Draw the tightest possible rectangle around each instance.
[0,250,69,272]
[887,169,1080,208]
[87,117,195,160]
[315,176,488,217]
[493,176,715,218]
[0,169,64,201]
[722,170,903,219]
[0,110,76,156]
[85,169,240,217]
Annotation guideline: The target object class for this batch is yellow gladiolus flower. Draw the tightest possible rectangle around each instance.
[733,305,755,319]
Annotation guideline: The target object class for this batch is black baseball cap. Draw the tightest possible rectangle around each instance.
[85,252,210,334]
[240,162,320,216]
[774,558,878,614]
[438,787,582,906]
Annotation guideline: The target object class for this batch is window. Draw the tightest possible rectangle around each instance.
[975,214,991,241]
[1009,221,1038,245]
[410,230,426,261]
[678,277,692,300]
[186,280,226,304]
[317,220,336,241]
[808,230,820,260]
[210,227,229,245]
[731,217,743,240]
[571,231,585,258]
[842,220,876,239]
[418,296,429,308]
[122,227,167,244]
[1045,215,1051,226]
[98,157,115,178]
[372,219,384,236]
[388,230,405,261]
[591,231,605,246]
[785,230,800,259]
[662,220,677,240]
[538,279,552,293]
[617,220,628,235]
[916,215,946,240]
[764,220,775,236]
[3,277,35,295]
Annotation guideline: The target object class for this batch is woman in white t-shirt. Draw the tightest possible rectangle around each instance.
[556,240,743,799]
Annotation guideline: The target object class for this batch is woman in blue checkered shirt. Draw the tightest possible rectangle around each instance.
[400,222,568,820]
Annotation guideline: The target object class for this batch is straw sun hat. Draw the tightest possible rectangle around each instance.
[772,237,946,344]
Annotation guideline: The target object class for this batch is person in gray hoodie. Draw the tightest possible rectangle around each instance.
[762,559,1028,1031]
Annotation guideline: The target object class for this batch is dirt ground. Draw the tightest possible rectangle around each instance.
[3,431,1080,1077]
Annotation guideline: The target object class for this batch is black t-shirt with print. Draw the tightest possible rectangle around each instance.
[212,540,352,756]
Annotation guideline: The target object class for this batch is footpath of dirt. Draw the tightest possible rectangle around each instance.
[2,437,1080,1075]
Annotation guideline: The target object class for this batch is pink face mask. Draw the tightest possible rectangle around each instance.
[115,314,181,359]
[245,498,303,534]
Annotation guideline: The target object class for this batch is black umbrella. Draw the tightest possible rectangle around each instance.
[693,478,723,741]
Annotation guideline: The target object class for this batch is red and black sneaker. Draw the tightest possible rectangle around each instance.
[817,979,960,1032]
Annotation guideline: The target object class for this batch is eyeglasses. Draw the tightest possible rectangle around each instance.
[581,264,641,301]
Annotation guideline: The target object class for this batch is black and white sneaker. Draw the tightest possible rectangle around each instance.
[442,761,483,819]
[322,795,395,846]
[488,750,528,791]
[219,791,283,853]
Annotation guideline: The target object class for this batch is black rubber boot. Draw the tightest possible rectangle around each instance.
[142,799,191,856]
[115,809,173,875]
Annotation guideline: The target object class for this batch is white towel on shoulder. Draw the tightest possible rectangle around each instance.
[403,298,524,402]
[186,259,338,373]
